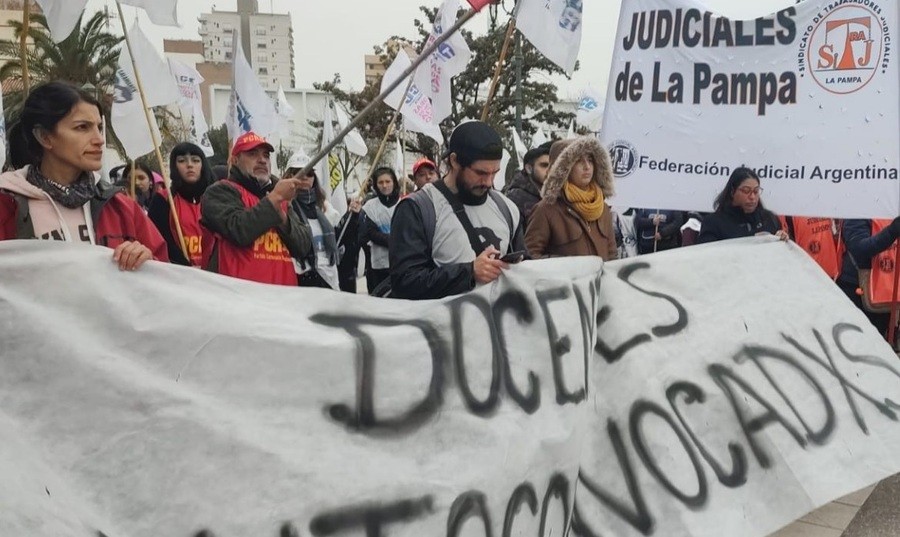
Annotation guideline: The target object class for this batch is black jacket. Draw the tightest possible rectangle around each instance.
[504,170,542,225]
[697,205,781,244]
[389,192,526,300]
[635,209,682,253]
[837,219,900,287]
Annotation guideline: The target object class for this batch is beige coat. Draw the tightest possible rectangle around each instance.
[525,136,617,260]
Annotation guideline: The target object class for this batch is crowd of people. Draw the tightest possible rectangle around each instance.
[1,81,898,342]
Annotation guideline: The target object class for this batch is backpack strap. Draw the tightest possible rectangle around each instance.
[433,180,488,256]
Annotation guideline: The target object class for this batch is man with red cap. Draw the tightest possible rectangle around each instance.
[200,131,312,285]
[411,157,438,191]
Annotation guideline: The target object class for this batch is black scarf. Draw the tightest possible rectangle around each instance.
[377,190,399,207]
[228,166,273,199]
[26,165,98,209]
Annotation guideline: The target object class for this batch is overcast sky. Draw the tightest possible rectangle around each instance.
[86,0,796,99]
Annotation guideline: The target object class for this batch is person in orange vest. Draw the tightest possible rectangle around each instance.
[837,218,900,335]
[200,132,312,286]
[779,216,843,280]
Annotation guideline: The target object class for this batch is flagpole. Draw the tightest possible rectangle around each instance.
[399,124,407,196]
[20,0,30,94]
[296,7,481,180]
[480,16,516,122]
[114,0,189,261]
[129,159,136,199]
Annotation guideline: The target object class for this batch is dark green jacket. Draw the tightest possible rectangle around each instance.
[200,168,311,273]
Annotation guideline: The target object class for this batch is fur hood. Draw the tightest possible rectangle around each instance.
[541,136,614,204]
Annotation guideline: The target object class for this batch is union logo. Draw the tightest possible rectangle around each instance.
[879,255,894,273]
[806,4,888,95]
[609,140,638,179]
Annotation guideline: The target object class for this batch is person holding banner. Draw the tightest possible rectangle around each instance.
[525,137,617,261]
[837,218,900,336]
[147,142,214,267]
[698,167,787,244]
[0,81,167,270]
[284,151,341,290]
[200,132,311,286]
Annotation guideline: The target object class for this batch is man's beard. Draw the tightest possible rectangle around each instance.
[457,180,489,205]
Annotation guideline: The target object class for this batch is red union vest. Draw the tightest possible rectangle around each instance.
[213,181,296,286]
[868,219,898,306]
[791,217,842,280]
[165,191,213,268]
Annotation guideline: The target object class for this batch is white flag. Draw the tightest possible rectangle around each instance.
[111,55,159,158]
[382,51,443,144]
[413,0,471,123]
[168,58,204,115]
[496,149,510,192]
[516,0,583,75]
[575,87,604,131]
[113,21,180,114]
[511,129,527,165]
[227,30,279,140]
[332,103,368,158]
[275,85,295,120]
[120,0,179,27]
[566,119,575,139]
[190,99,215,158]
[33,0,88,43]
[531,127,549,149]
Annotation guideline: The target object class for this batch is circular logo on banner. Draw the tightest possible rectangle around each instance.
[609,140,638,178]
[806,4,886,95]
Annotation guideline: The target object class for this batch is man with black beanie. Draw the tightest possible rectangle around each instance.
[389,121,525,300]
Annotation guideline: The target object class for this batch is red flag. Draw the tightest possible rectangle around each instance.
[466,0,493,11]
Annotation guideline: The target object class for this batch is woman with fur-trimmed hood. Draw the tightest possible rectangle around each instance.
[525,137,617,260]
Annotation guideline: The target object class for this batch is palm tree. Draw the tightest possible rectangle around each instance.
[0,11,123,124]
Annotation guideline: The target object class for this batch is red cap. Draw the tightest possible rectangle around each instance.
[412,157,437,175]
[231,131,274,157]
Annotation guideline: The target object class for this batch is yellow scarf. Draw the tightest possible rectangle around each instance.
[564,181,605,222]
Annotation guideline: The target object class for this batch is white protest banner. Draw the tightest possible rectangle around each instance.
[0,241,596,536]
[2,239,900,537]
[601,0,900,219]
[577,238,900,536]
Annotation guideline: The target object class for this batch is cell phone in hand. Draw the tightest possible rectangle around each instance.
[499,250,527,263]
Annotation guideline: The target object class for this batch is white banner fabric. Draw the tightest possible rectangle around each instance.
[33,0,89,43]
[601,0,900,219]
[120,0,179,27]
[382,51,444,144]
[1,239,900,537]
[227,30,279,141]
